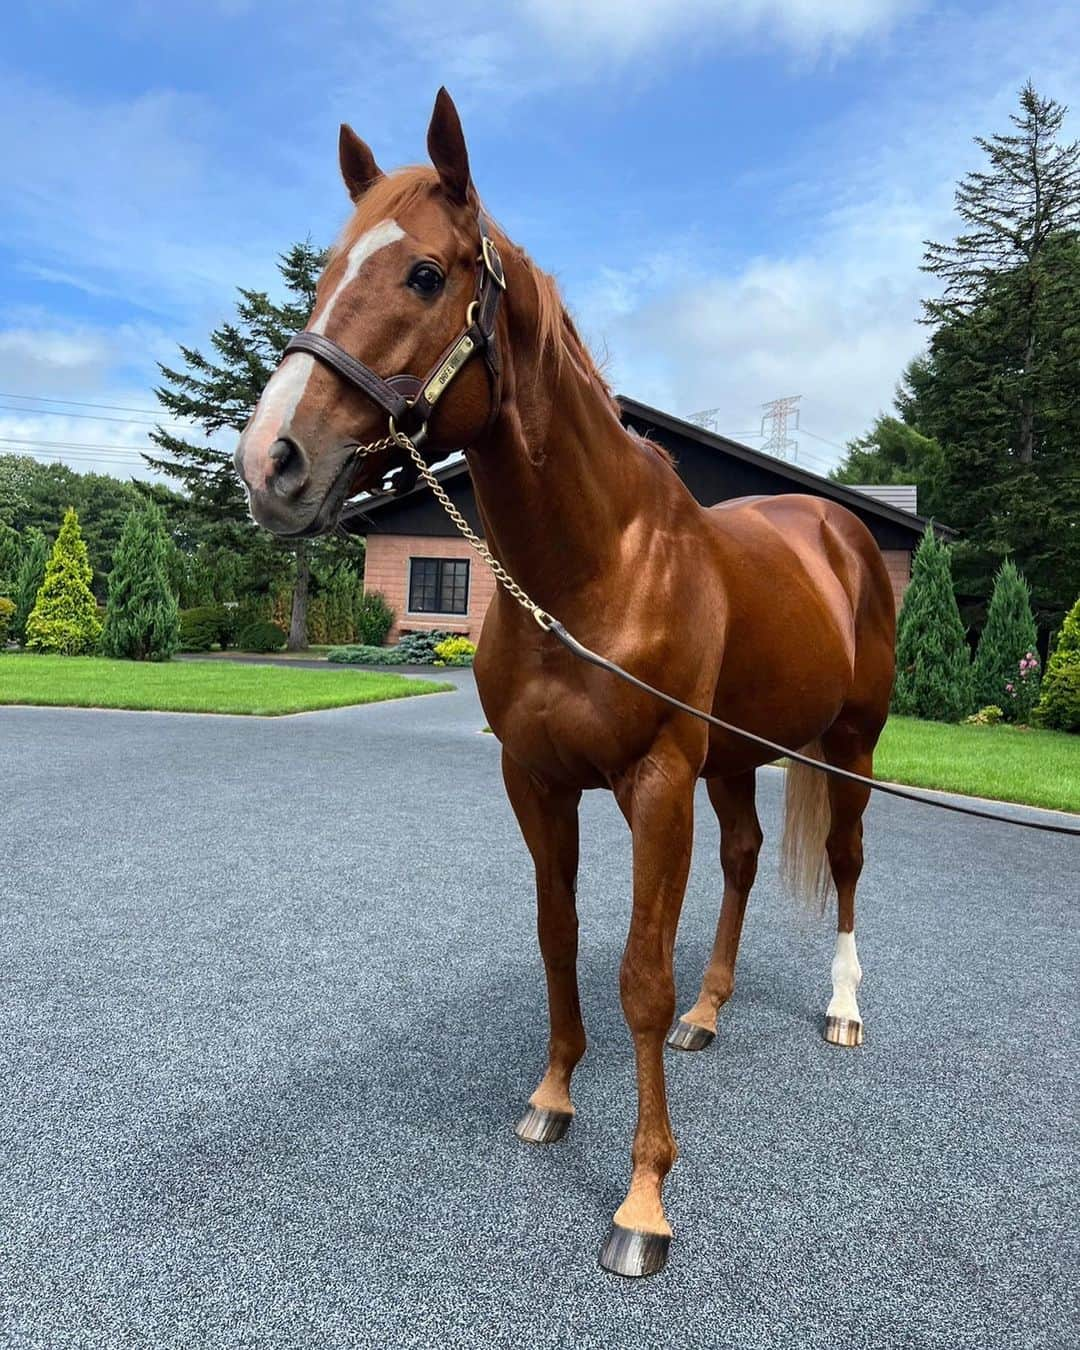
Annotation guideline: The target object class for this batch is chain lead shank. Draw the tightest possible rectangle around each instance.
[387,420,552,630]
[344,424,1080,840]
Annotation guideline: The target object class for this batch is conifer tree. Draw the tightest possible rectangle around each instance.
[145,242,328,649]
[892,527,973,722]
[972,560,1040,718]
[908,84,1080,627]
[830,414,948,520]
[1033,596,1080,732]
[25,508,102,655]
[100,503,181,661]
[12,527,48,647]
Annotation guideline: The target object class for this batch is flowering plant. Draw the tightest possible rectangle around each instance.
[1004,650,1040,723]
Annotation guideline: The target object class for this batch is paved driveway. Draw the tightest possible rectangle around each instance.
[2,678,1076,1349]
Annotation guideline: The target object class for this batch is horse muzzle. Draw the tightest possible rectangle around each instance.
[235,432,357,537]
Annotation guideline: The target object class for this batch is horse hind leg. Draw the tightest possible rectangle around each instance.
[669,772,761,1051]
[820,729,875,1048]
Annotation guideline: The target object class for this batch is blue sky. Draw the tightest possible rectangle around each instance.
[2,0,1079,481]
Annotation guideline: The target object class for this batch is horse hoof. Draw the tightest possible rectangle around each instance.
[824,1015,864,1047]
[598,1224,671,1278]
[667,1019,715,1052]
[514,1105,573,1145]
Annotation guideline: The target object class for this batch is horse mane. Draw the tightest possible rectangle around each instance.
[337,166,673,467]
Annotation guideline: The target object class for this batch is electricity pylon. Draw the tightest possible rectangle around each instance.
[760,395,801,462]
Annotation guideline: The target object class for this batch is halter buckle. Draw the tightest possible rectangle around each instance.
[481,235,506,290]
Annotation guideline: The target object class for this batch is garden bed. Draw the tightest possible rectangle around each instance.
[0,654,453,717]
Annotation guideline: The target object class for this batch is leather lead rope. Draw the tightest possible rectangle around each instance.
[386,426,1080,842]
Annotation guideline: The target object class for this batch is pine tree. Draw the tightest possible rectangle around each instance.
[100,503,181,661]
[145,242,328,650]
[1034,596,1080,731]
[972,560,1040,718]
[12,527,48,647]
[910,85,1080,629]
[25,508,102,655]
[892,527,973,722]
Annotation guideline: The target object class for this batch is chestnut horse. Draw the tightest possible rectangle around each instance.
[234,90,895,1278]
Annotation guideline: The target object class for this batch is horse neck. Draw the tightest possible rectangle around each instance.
[465,281,651,616]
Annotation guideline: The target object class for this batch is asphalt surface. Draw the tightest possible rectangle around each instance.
[2,674,1077,1349]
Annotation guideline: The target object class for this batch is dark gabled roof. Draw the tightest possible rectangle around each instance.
[341,456,470,526]
[617,395,953,538]
[342,395,953,539]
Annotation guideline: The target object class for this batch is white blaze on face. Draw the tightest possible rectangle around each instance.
[240,219,405,481]
[827,930,862,1024]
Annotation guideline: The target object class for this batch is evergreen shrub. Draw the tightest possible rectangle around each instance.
[1034,597,1080,732]
[237,620,287,652]
[100,503,180,661]
[891,527,972,722]
[12,528,49,647]
[972,561,1040,719]
[355,590,395,647]
[327,644,407,665]
[179,605,231,652]
[25,508,102,655]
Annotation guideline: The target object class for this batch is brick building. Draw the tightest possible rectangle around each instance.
[344,396,943,643]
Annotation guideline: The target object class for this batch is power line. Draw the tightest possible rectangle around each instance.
[0,401,198,432]
[799,427,849,454]
[0,391,168,416]
[0,434,159,454]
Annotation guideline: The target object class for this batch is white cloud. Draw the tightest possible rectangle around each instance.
[521,0,917,61]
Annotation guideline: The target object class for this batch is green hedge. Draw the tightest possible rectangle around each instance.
[179,605,232,652]
[236,620,287,653]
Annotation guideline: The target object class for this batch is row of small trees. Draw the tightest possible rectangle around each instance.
[893,528,1079,730]
[2,504,180,659]
[2,503,394,660]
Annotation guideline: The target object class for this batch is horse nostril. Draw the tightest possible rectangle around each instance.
[267,436,309,498]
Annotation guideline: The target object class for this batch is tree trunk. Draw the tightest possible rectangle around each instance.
[288,541,309,650]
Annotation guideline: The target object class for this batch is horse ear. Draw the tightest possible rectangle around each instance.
[427,87,473,206]
[339,124,383,202]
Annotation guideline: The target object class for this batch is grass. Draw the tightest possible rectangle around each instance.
[874,715,1080,815]
[0,654,453,717]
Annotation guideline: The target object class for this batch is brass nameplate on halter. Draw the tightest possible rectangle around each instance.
[423,334,476,406]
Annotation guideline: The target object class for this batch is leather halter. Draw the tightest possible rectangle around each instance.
[284,212,506,450]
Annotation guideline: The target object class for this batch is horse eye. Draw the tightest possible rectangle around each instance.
[408,262,445,296]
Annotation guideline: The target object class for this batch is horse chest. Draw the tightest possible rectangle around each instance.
[476,660,662,788]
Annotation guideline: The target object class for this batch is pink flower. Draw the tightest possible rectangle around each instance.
[1005,682,1015,693]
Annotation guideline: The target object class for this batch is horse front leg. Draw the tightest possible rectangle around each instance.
[502,750,586,1144]
[602,742,699,1278]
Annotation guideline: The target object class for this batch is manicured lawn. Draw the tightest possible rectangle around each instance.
[0,654,453,716]
[875,716,1080,814]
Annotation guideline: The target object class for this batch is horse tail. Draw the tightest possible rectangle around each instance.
[779,740,834,912]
